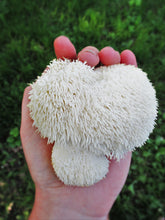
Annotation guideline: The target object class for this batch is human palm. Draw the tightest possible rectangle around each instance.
[20,37,136,220]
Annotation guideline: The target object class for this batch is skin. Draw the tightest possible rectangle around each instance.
[20,36,137,220]
[78,46,100,67]
[99,47,121,66]
[120,49,138,67]
[81,46,99,53]
[54,36,77,60]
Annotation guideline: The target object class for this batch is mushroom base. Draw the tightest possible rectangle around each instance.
[51,143,109,186]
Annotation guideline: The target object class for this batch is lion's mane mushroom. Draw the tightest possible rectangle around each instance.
[28,59,158,186]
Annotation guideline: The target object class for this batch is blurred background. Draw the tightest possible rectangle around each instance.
[0,0,165,219]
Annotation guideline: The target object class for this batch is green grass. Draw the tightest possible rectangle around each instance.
[0,0,165,219]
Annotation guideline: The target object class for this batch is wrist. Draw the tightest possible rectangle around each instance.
[29,187,60,220]
[29,186,108,220]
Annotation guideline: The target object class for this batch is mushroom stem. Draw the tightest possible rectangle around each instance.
[51,143,109,186]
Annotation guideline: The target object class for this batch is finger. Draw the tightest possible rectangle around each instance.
[20,86,45,152]
[81,46,99,54]
[20,85,52,161]
[20,86,52,150]
[20,86,33,139]
[120,49,137,67]
[78,46,100,67]
[20,87,56,185]
[54,35,77,60]
[99,46,121,66]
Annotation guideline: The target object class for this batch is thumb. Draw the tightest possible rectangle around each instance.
[20,86,56,187]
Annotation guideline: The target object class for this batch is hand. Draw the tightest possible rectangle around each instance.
[20,36,137,220]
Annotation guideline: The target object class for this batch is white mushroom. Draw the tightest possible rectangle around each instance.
[51,143,109,186]
[28,59,158,186]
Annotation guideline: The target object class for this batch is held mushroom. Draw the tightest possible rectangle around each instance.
[28,59,158,186]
